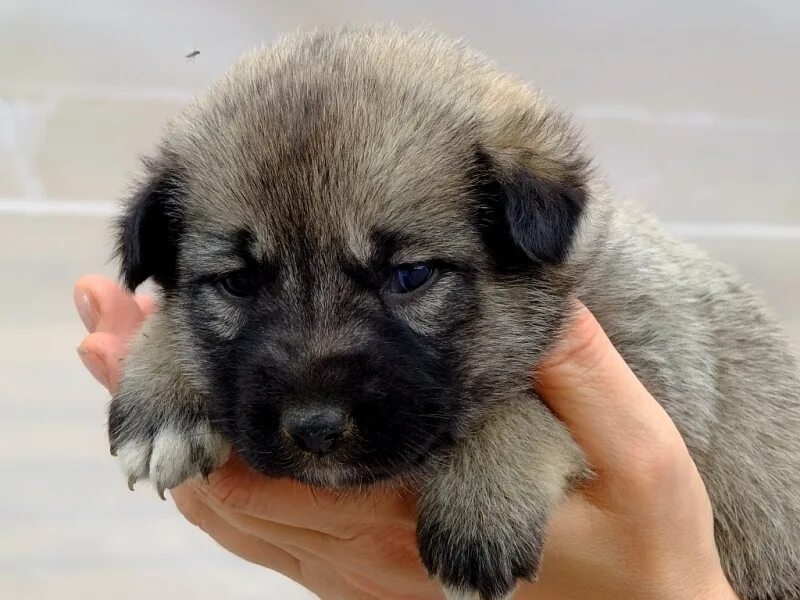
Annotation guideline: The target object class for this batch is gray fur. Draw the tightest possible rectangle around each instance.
[109,26,800,600]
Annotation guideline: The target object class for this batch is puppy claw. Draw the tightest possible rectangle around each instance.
[110,402,230,501]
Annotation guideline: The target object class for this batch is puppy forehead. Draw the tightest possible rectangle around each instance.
[183,178,478,267]
[166,30,496,264]
[177,113,479,263]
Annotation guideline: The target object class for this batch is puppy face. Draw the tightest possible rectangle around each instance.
[117,28,590,487]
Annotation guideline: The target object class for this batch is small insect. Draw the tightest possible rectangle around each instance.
[185,49,200,60]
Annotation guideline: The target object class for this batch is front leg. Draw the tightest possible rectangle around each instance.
[108,313,230,498]
[417,392,587,600]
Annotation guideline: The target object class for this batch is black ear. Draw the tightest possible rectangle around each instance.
[472,149,589,270]
[116,164,185,291]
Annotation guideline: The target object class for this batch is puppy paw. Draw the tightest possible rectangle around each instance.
[109,389,229,499]
[417,493,544,600]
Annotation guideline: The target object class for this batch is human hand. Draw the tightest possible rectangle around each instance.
[526,302,738,599]
[75,275,738,599]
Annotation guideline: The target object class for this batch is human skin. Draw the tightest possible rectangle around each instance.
[75,274,739,600]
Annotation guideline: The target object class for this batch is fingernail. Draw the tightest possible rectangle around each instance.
[77,347,110,388]
[74,288,99,333]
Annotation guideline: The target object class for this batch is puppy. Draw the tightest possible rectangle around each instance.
[109,26,800,600]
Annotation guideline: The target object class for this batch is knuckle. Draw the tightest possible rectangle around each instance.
[622,431,694,494]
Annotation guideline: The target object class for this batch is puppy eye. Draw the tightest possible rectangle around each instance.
[217,270,260,298]
[388,263,436,294]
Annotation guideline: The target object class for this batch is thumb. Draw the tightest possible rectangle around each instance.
[535,302,685,480]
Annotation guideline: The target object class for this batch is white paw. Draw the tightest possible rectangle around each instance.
[116,421,230,499]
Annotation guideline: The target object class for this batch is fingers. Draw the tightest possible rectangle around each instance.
[194,455,415,535]
[173,485,385,600]
[74,274,155,394]
[77,331,129,393]
[535,302,689,485]
[172,484,305,581]
[73,274,153,336]
[193,481,343,551]
[175,483,425,600]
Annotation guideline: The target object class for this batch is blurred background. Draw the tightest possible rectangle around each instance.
[1,1,798,598]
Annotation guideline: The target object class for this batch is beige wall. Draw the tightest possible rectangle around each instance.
[1,2,798,598]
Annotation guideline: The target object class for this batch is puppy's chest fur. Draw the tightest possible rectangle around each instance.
[107,26,800,600]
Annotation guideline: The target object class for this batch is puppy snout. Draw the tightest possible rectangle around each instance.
[282,407,347,454]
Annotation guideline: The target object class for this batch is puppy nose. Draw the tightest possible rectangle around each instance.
[282,407,346,454]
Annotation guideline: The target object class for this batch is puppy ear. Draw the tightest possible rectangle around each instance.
[473,148,590,268]
[116,162,184,291]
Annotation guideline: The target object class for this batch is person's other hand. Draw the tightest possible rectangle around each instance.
[75,275,738,599]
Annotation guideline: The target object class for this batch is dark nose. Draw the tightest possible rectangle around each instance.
[282,407,347,454]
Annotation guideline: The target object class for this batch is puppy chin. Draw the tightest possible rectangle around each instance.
[292,452,424,489]
[296,463,363,488]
